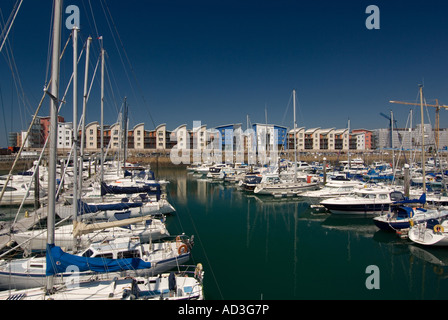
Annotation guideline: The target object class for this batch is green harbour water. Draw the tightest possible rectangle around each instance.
[1,167,448,300]
[157,167,448,300]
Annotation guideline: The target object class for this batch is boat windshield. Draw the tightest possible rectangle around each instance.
[82,249,94,258]
[245,176,262,184]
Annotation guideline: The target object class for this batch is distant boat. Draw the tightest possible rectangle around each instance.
[298,180,365,205]
[320,187,406,215]
[253,178,319,197]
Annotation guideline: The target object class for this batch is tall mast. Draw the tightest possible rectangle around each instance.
[100,48,105,184]
[72,26,79,221]
[293,89,297,183]
[347,119,350,169]
[419,84,426,199]
[79,36,92,196]
[46,0,63,291]
[123,97,128,176]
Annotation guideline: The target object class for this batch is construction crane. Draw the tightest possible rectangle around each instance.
[389,99,448,150]
[380,111,397,148]
[380,111,405,151]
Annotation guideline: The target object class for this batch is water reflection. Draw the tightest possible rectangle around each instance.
[156,167,448,299]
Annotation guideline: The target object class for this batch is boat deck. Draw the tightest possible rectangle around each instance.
[0,205,49,253]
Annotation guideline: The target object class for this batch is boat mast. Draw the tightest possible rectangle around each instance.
[347,119,350,170]
[79,36,92,197]
[101,47,105,184]
[293,89,297,183]
[123,97,128,176]
[72,26,79,222]
[419,84,426,200]
[46,0,63,292]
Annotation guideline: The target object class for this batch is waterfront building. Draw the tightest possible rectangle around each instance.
[352,129,373,149]
[251,123,288,152]
[10,116,448,154]
[57,122,73,150]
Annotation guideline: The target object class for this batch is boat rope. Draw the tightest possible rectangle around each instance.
[8,36,86,226]
[0,33,72,205]
[99,0,157,129]
[0,0,23,54]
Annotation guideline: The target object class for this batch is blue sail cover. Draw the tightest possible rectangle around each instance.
[392,193,426,205]
[77,199,142,215]
[46,244,152,276]
[100,182,161,200]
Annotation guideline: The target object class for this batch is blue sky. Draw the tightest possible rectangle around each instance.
[1,0,448,147]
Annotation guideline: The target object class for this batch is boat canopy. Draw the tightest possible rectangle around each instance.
[77,200,143,215]
[392,193,426,205]
[46,244,152,276]
[100,182,161,200]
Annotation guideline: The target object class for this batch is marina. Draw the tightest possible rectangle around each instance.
[1,0,448,303]
[2,153,448,299]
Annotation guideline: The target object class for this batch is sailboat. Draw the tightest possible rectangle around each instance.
[0,234,194,290]
[253,90,321,197]
[0,263,204,300]
[11,214,170,252]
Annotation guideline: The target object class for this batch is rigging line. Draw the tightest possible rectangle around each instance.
[0,33,72,203]
[281,93,293,128]
[0,0,23,53]
[87,0,100,40]
[1,27,36,122]
[0,9,29,127]
[101,0,157,129]
[13,48,86,226]
[104,56,123,115]
[45,0,55,85]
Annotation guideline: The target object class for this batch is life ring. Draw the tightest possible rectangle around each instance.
[178,244,188,255]
[434,225,444,233]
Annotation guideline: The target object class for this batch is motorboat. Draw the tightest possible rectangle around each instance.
[298,180,365,205]
[373,194,448,231]
[320,187,406,215]
[408,218,448,246]
[253,177,320,197]
[0,181,45,207]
